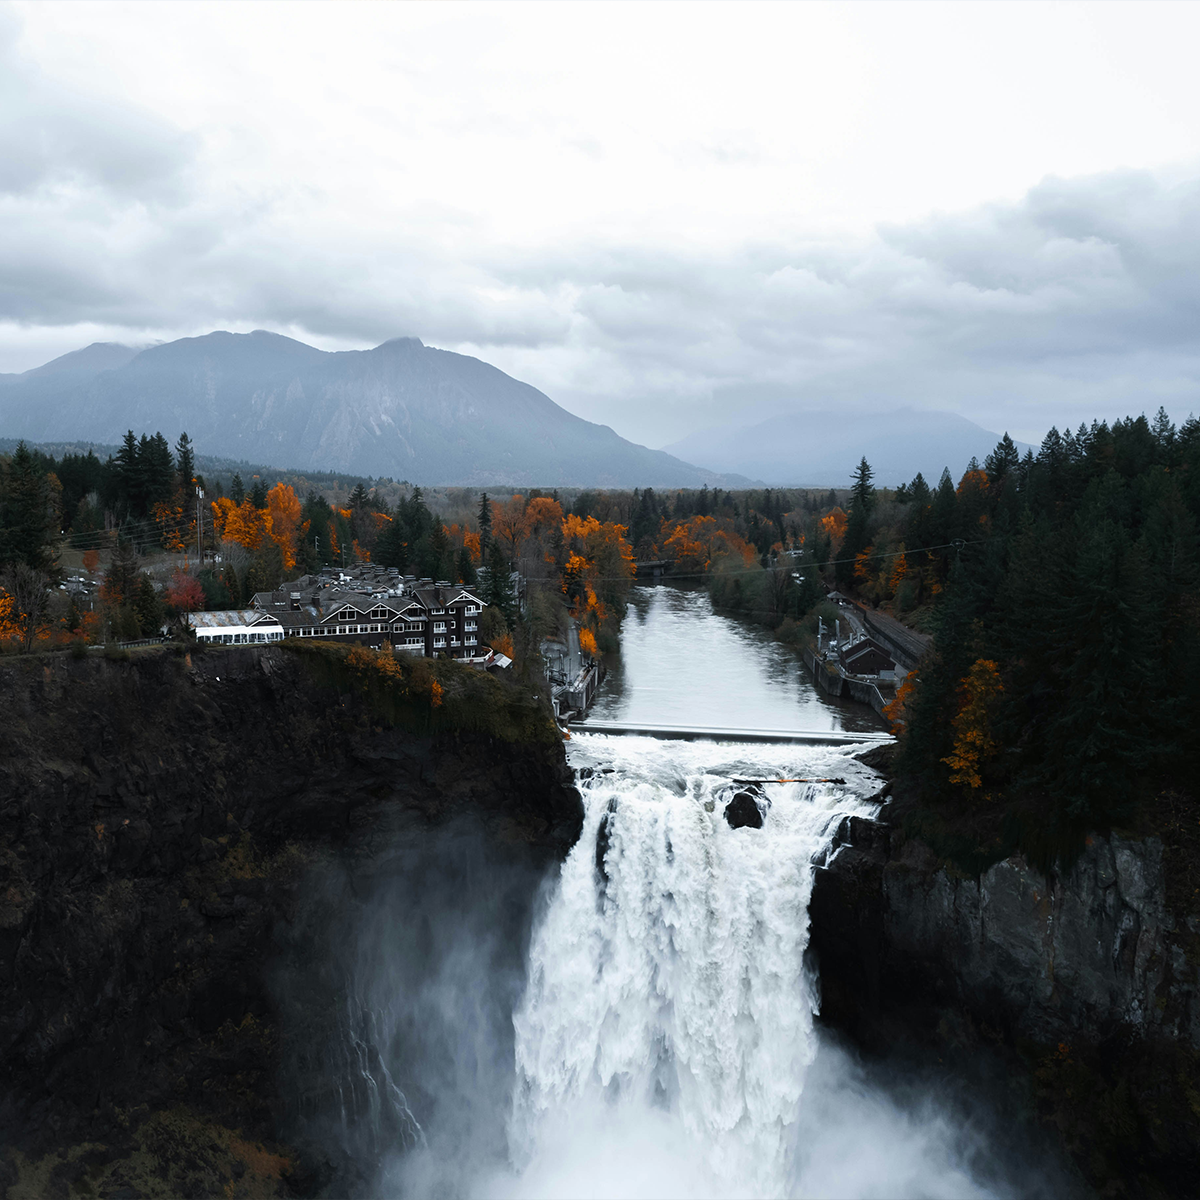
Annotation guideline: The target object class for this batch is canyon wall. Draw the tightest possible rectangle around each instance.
[0,645,581,1197]
[811,783,1200,1196]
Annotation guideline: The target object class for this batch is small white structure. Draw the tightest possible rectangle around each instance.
[192,609,285,645]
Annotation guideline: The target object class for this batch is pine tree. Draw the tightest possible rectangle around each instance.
[0,441,58,571]
[230,473,245,505]
[477,492,493,554]
[175,433,196,491]
[456,546,477,586]
[483,539,515,622]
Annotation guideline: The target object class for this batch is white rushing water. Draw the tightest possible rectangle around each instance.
[375,590,1065,1198]
[505,734,883,1199]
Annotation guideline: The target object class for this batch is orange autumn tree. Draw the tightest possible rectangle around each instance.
[493,495,528,564]
[883,671,917,735]
[661,515,756,576]
[0,589,20,648]
[559,513,635,657]
[820,507,848,549]
[152,497,192,553]
[444,523,482,566]
[521,496,565,580]
[266,483,302,570]
[211,497,270,552]
[941,658,1005,790]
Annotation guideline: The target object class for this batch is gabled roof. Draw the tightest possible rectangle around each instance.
[412,585,484,610]
[193,608,280,629]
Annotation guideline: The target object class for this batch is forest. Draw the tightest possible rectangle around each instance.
[3,411,1198,867]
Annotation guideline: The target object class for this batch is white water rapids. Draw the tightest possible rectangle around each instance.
[363,590,1072,1197]
[506,735,881,1198]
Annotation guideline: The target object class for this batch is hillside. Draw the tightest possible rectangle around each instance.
[663,407,1033,487]
[0,332,746,488]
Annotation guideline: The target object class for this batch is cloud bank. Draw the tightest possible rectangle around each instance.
[2,2,1199,446]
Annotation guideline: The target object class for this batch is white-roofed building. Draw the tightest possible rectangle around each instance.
[192,609,285,645]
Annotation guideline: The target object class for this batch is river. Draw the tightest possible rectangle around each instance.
[364,586,1068,1199]
[589,584,884,733]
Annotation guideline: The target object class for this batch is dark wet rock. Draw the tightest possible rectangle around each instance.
[596,799,617,883]
[853,743,897,774]
[725,790,764,829]
[810,809,1200,1194]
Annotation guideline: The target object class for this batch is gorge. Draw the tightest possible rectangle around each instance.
[1,589,1195,1196]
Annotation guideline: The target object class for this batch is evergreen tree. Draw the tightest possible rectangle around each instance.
[477,492,493,553]
[230,473,245,505]
[0,441,58,571]
[114,431,144,517]
[144,433,175,506]
[133,574,163,636]
[984,433,1020,487]
[249,477,268,508]
[222,564,243,608]
[483,539,516,622]
[850,458,875,514]
[837,458,876,587]
[456,546,477,586]
[175,433,196,491]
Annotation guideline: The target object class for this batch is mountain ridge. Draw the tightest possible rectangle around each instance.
[0,331,751,489]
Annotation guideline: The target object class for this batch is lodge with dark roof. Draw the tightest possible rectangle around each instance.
[193,569,487,660]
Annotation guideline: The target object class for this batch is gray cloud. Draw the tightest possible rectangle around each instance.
[0,12,1198,449]
[0,13,195,202]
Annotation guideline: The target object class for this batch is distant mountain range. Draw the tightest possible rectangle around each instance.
[662,408,1033,487]
[0,331,748,488]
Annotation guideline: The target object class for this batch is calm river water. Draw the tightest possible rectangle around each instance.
[589,584,884,734]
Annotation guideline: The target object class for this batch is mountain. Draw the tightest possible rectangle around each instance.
[661,407,1033,487]
[0,331,747,488]
[0,342,141,390]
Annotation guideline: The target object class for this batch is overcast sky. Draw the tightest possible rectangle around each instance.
[2,0,1200,447]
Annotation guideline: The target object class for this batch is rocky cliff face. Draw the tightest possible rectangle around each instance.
[811,783,1200,1196]
[0,646,581,1198]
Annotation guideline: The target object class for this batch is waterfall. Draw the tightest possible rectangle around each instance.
[508,735,881,1199]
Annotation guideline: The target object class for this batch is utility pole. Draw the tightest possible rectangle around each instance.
[196,485,204,561]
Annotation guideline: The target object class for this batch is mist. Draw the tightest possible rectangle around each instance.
[271,744,1080,1200]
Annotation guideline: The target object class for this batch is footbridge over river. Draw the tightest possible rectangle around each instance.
[571,719,893,746]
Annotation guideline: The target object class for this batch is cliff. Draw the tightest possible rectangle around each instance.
[0,645,582,1197]
[811,762,1200,1197]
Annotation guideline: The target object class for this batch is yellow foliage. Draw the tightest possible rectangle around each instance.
[578,627,598,657]
[153,498,191,552]
[266,483,302,570]
[0,591,19,645]
[888,549,908,594]
[821,507,848,546]
[957,468,988,497]
[661,515,755,575]
[212,498,271,551]
[941,659,1005,789]
[883,671,916,734]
